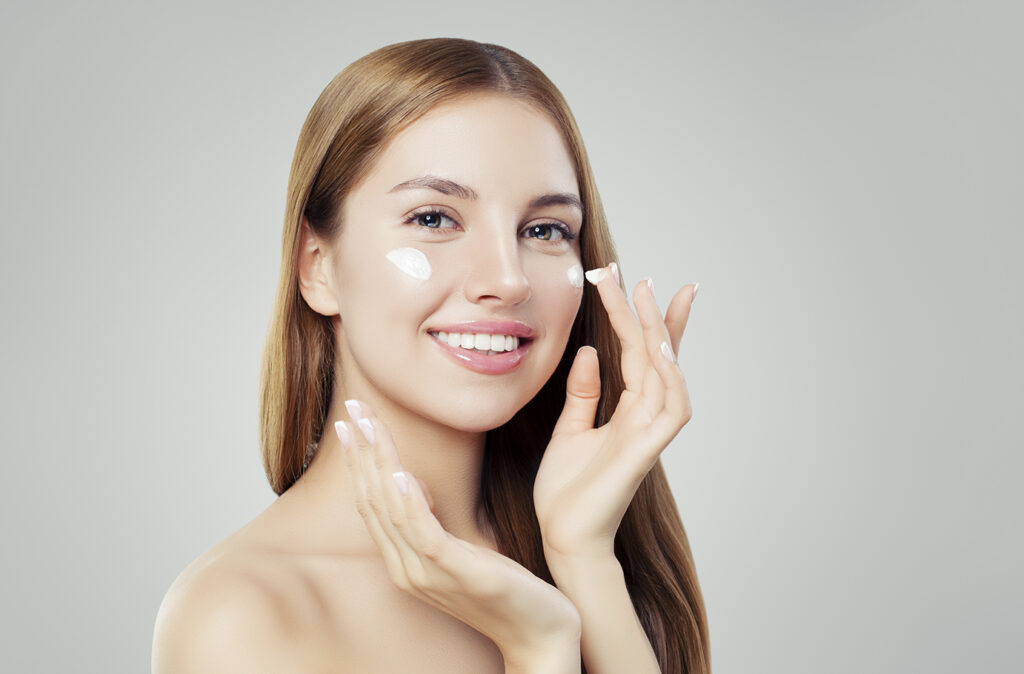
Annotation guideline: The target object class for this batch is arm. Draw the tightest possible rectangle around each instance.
[501,624,582,674]
[534,269,699,674]
[545,551,659,674]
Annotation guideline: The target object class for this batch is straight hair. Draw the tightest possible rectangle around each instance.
[259,37,710,673]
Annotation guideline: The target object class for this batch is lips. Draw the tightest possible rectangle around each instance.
[427,331,533,374]
[426,320,535,339]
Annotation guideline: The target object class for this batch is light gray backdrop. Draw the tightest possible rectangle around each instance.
[1,1,1020,672]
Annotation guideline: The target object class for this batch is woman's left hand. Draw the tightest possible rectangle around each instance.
[533,265,697,561]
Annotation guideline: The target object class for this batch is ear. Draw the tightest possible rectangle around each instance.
[296,217,340,316]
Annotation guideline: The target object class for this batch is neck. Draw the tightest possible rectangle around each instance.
[289,378,495,553]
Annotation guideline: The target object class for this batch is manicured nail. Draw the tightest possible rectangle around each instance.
[646,277,655,297]
[334,420,351,450]
[692,283,699,303]
[357,417,375,444]
[660,341,675,364]
[392,471,409,495]
[345,399,363,422]
[584,267,607,285]
[610,262,620,284]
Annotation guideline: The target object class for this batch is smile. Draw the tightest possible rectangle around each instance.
[426,330,533,374]
[428,330,520,354]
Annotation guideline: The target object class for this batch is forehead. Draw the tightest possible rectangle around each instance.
[354,93,579,199]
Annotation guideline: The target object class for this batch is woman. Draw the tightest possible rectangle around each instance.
[153,38,708,673]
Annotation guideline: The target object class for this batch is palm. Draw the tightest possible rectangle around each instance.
[534,273,697,559]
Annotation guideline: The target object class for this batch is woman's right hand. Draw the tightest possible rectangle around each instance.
[336,400,582,672]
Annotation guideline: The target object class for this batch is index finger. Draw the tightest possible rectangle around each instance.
[585,264,644,356]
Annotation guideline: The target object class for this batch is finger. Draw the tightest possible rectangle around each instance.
[584,264,645,391]
[551,346,601,437]
[665,282,698,355]
[633,283,695,447]
[335,419,408,583]
[346,401,426,580]
[631,278,676,414]
[400,475,492,596]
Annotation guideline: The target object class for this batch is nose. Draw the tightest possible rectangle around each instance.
[463,229,532,306]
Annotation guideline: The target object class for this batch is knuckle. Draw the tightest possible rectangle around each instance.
[363,493,381,512]
[420,537,445,562]
[354,501,373,520]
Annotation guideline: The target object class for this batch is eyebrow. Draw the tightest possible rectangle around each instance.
[388,175,584,216]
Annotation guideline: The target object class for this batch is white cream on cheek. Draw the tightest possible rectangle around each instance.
[567,264,584,289]
[385,247,432,281]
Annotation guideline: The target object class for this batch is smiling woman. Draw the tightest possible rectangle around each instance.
[152,38,708,674]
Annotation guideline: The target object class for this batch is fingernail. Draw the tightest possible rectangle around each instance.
[334,420,351,449]
[646,277,655,297]
[357,417,375,444]
[609,262,620,284]
[692,282,699,303]
[392,471,409,495]
[660,340,675,364]
[584,267,607,285]
[345,399,363,422]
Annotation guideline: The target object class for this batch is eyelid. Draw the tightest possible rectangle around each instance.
[404,206,576,243]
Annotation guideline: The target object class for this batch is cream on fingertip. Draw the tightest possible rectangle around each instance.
[584,267,607,285]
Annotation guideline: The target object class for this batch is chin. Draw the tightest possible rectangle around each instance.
[416,391,534,433]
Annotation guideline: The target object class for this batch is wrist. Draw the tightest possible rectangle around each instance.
[501,629,581,674]
[543,550,624,599]
[541,535,615,568]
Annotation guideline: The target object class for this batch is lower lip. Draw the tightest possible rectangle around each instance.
[428,334,533,374]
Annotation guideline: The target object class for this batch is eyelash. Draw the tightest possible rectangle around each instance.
[403,207,577,243]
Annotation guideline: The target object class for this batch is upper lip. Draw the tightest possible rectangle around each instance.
[427,320,535,339]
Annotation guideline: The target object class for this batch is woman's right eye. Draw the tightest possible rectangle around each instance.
[405,209,459,232]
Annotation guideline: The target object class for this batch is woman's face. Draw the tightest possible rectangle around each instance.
[325,92,585,431]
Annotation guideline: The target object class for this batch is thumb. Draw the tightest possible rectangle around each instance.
[551,346,601,437]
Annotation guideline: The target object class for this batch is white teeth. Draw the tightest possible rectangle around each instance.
[430,331,522,353]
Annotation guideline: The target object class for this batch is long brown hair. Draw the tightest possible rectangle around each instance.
[259,38,710,673]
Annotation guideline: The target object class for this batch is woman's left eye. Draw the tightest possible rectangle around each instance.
[523,223,575,243]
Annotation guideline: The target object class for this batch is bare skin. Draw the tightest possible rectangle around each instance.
[154,91,696,673]
[153,474,506,673]
[153,93,586,673]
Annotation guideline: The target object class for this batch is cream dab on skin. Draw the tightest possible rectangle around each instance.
[385,247,432,281]
[567,264,584,289]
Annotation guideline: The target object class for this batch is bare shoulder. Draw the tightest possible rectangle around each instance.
[152,549,317,673]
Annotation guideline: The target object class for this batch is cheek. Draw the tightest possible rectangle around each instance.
[528,260,584,333]
[338,243,441,325]
[385,247,432,281]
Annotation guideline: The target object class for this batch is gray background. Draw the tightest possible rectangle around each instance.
[2,0,1020,672]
